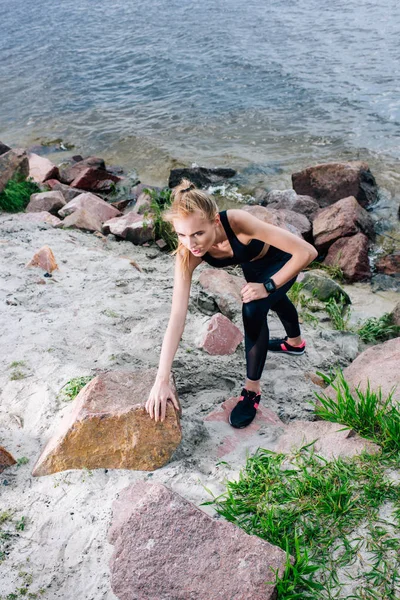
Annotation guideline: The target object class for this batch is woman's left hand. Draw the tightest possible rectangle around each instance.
[241,282,268,303]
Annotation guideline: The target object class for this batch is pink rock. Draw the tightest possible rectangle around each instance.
[26,191,66,214]
[102,212,155,244]
[25,245,59,273]
[391,302,400,327]
[278,208,311,237]
[323,233,371,282]
[70,167,121,192]
[45,180,84,202]
[198,269,245,319]
[59,156,106,184]
[19,211,61,226]
[199,313,243,355]
[108,482,287,600]
[131,191,152,214]
[276,421,380,459]
[292,161,378,208]
[0,445,16,473]
[58,192,121,222]
[0,149,30,194]
[375,252,400,275]
[28,152,59,183]
[263,189,319,220]
[56,208,103,232]
[242,204,302,237]
[313,196,374,251]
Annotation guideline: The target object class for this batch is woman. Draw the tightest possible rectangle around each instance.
[145,179,318,428]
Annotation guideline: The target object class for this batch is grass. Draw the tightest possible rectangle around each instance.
[143,187,178,250]
[205,374,400,599]
[305,261,345,282]
[0,512,28,565]
[287,282,322,328]
[324,295,351,331]
[0,175,41,212]
[357,313,400,344]
[58,376,93,402]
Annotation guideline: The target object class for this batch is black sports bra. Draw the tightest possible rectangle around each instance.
[202,210,265,267]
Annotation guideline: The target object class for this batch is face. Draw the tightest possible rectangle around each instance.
[173,211,219,257]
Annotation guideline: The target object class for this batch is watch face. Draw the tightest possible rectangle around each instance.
[265,280,276,292]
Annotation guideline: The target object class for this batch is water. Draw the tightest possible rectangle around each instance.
[1,0,400,199]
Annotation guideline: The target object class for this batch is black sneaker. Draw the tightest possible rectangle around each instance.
[268,336,306,355]
[229,388,261,429]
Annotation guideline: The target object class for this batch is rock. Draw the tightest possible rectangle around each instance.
[371,274,400,292]
[32,370,181,476]
[0,149,30,194]
[102,212,155,244]
[155,238,167,250]
[108,481,287,600]
[323,233,371,282]
[0,141,11,156]
[56,208,103,232]
[292,161,378,208]
[58,192,121,222]
[0,446,16,473]
[168,166,236,189]
[25,245,59,273]
[110,198,132,212]
[70,167,121,193]
[277,208,311,237]
[375,252,400,275]
[28,153,59,183]
[26,191,66,215]
[199,313,243,355]
[198,269,245,319]
[391,301,400,327]
[19,211,61,226]
[262,189,320,220]
[312,196,375,252]
[302,270,351,303]
[59,156,106,184]
[44,180,84,202]
[131,191,152,215]
[242,205,302,237]
[276,421,380,459]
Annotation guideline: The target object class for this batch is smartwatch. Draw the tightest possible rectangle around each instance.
[264,278,277,294]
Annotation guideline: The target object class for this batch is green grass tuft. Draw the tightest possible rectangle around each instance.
[356,313,400,344]
[0,175,41,213]
[324,294,350,331]
[58,376,94,402]
[305,261,345,282]
[143,187,178,251]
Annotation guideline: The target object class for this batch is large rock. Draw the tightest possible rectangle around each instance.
[391,301,400,327]
[0,149,30,194]
[19,211,61,226]
[70,167,121,193]
[102,212,155,244]
[331,337,400,405]
[276,421,380,459]
[58,192,121,222]
[59,156,106,184]
[242,204,302,237]
[312,196,374,252]
[25,245,59,273]
[375,252,400,276]
[301,270,351,303]
[26,191,66,214]
[108,481,287,600]
[292,161,378,208]
[28,152,60,183]
[199,313,243,355]
[32,370,181,476]
[0,141,11,156]
[168,166,236,189]
[55,208,103,232]
[262,189,320,220]
[198,269,245,319]
[0,446,16,473]
[323,233,371,282]
[44,180,84,202]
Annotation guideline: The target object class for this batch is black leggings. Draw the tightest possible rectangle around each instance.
[242,277,301,381]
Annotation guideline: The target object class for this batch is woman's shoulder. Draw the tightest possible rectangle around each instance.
[226,208,254,234]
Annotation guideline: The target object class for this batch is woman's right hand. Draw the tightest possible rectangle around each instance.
[145,378,180,423]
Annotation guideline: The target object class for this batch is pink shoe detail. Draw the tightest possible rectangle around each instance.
[280,343,288,351]
[254,402,259,409]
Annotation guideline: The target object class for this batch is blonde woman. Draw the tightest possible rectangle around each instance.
[145,179,318,428]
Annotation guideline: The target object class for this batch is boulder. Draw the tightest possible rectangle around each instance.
[55,208,102,232]
[312,196,374,252]
[28,153,59,183]
[131,191,152,215]
[375,252,400,276]
[199,313,243,355]
[301,270,351,303]
[44,180,84,202]
[323,233,371,282]
[198,269,245,319]
[276,421,380,459]
[0,149,30,194]
[262,189,320,220]
[168,166,236,189]
[59,156,106,184]
[242,205,302,237]
[0,446,16,473]
[391,301,400,327]
[19,211,61,226]
[25,245,59,273]
[108,482,287,600]
[58,192,121,222]
[102,212,155,244]
[26,191,66,214]
[292,161,378,208]
[70,167,121,193]
[0,141,11,156]
[371,274,400,293]
[32,369,181,476]
[331,337,400,405]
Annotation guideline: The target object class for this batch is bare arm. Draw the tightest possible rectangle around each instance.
[146,250,202,421]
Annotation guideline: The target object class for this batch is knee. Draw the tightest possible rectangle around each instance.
[242,299,266,325]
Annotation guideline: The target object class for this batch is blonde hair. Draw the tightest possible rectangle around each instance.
[163,178,219,276]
